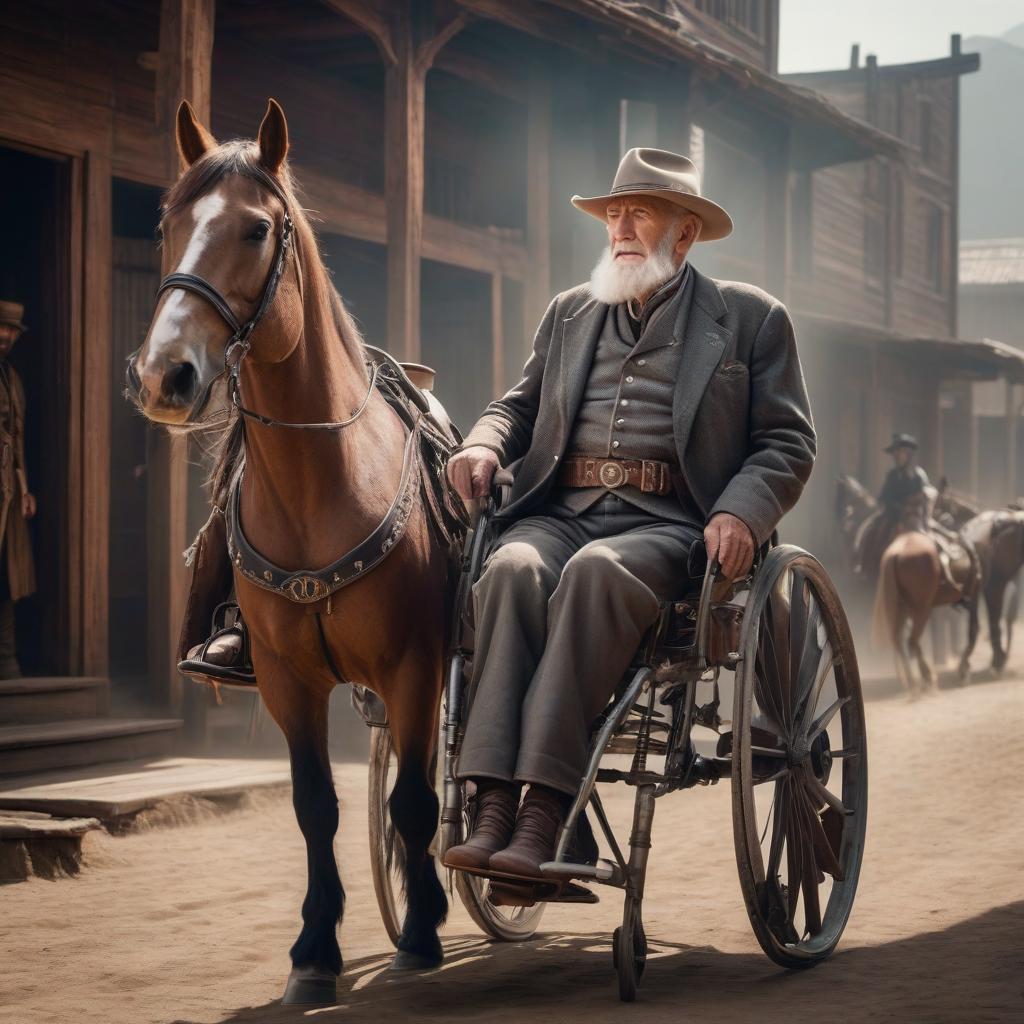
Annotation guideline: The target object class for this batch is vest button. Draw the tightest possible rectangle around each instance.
[625,375,634,383]
[620,399,629,407]
[612,440,620,449]
[637,359,646,366]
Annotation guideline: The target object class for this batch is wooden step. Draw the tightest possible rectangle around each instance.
[0,718,182,777]
[0,676,110,723]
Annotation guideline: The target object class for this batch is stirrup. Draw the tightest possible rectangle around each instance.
[177,601,257,689]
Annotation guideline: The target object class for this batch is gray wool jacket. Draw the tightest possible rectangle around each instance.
[460,266,816,546]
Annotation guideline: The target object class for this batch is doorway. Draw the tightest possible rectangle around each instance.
[0,145,72,677]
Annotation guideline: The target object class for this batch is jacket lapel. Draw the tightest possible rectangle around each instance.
[559,297,607,429]
[672,267,732,457]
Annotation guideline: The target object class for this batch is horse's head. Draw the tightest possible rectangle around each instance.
[127,99,304,424]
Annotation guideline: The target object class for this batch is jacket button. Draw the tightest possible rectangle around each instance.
[616,418,625,425]
[625,375,634,383]
[620,399,629,407]
[637,359,646,366]
[611,440,620,449]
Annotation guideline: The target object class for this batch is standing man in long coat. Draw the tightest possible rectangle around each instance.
[0,301,37,678]
[442,149,816,882]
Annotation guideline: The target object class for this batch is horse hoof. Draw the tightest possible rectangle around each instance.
[282,966,339,1005]
[390,949,443,972]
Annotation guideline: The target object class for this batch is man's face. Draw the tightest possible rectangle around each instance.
[605,197,687,270]
[893,447,913,468]
[0,324,20,360]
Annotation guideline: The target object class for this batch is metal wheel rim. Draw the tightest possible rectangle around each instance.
[731,546,868,966]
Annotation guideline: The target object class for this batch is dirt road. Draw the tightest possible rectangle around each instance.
[2,677,1022,1024]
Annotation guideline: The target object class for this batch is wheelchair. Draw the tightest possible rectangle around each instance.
[367,471,867,1001]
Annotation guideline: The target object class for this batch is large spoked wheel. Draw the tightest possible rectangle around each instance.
[731,545,868,968]
[368,724,545,944]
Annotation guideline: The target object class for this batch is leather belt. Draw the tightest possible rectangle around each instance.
[558,455,673,496]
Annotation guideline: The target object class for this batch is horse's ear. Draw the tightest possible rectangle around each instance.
[176,100,216,167]
[257,98,289,174]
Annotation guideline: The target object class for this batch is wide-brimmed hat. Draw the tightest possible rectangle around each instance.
[884,432,918,453]
[572,147,733,241]
[0,301,25,332]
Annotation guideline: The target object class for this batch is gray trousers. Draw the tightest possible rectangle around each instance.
[457,493,701,796]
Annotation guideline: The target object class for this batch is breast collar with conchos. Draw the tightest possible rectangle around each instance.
[225,408,422,605]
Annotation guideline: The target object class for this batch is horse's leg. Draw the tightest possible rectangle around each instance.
[986,582,1008,675]
[258,661,344,1004]
[385,661,448,972]
[893,617,915,697]
[909,609,937,693]
[958,595,980,685]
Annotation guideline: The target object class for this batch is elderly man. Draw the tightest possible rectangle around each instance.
[442,148,816,882]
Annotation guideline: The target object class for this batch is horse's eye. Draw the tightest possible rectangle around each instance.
[249,222,270,242]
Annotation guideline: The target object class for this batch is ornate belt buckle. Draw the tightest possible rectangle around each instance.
[599,461,627,489]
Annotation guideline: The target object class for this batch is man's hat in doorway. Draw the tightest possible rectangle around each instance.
[571,147,734,241]
[884,433,919,453]
[0,301,26,332]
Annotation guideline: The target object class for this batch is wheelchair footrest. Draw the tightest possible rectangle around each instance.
[488,879,599,908]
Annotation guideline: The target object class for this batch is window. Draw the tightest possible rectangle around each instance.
[927,204,946,291]
[864,212,885,285]
[692,0,765,39]
[790,170,813,275]
[892,173,903,278]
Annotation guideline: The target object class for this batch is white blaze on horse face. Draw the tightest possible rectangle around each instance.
[179,188,229,275]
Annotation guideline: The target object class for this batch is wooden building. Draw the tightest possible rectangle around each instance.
[780,38,1024,561]
[0,0,958,763]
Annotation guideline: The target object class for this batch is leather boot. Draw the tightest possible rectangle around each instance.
[488,784,569,882]
[0,599,21,679]
[443,779,519,874]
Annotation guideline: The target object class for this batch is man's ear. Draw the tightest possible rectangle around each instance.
[257,98,289,174]
[176,100,217,167]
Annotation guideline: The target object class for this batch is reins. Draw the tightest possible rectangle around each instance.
[155,164,379,432]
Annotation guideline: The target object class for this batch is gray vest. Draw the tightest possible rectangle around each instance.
[543,268,702,524]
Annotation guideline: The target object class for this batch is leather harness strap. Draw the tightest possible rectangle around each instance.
[559,455,673,496]
[225,411,422,605]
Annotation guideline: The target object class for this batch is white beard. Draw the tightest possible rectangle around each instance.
[588,229,680,305]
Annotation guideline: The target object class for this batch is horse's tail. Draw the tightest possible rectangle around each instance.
[872,542,903,650]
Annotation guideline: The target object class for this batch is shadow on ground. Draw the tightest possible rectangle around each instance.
[174,901,1022,1024]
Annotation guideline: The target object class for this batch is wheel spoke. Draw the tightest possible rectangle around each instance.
[766,777,790,880]
[755,622,789,740]
[788,571,813,722]
[805,695,850,743]
[792,601,829,727]
[794,779,845,881]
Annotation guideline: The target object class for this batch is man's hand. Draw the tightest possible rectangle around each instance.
[704,512,755,581]
[447,446,500,502]
[21,492,36,520]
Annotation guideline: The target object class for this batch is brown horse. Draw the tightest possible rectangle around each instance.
[958,510,1024,681]
[871,532,965,696]
[126,100,451,1002]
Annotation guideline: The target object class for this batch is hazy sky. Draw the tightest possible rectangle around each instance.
[778,0,1023,73]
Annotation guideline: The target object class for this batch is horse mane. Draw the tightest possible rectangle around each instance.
[163,140,368,508]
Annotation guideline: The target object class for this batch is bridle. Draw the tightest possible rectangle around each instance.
[151,165,379,431]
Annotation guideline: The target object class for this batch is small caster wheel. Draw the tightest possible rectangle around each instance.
[614,898,647,1002]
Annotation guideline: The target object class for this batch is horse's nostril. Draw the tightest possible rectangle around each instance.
[167,361,198,403]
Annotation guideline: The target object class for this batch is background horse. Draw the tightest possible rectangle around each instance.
[126,99,451,1003]
[958,510,1024,681]
[871,532,967,697]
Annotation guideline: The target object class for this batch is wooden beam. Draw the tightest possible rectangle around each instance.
[156,0,215,179]
[524,65,551,341]
[763,125,790,301]
[319,0,398,66]
[154,0,214,716]
[384,1,468,360]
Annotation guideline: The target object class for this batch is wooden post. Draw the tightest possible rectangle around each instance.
[1007,381,1018,503]
[381,1,467,362]
[523,65,551,345]
[154,0,214,721]
[80,151,112,677]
